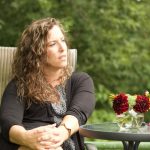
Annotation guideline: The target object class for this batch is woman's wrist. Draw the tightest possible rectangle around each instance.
[58,125,70,140]
[60,115,79,135]
[60,123,71,137]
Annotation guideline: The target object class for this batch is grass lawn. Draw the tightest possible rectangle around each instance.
[85,140,150,150]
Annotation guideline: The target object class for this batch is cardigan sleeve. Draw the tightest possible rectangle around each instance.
[0,80,25,141]
[66,72,96,125]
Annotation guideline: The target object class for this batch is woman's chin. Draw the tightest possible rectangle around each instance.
[58,63,67,68]
[61,62,67,67]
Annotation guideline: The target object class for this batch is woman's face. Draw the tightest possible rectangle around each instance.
[45,25,68,69]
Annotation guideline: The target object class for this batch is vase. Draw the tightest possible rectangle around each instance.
[116,109,144,130]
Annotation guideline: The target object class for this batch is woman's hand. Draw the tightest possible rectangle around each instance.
[38,115,79,149]
[37,125,69,149]
[23,124,58,150]
[10,124,63,150]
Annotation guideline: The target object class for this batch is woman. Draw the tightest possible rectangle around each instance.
[0,18,95,150]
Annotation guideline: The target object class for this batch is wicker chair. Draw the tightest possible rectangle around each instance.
[0,46,16,102]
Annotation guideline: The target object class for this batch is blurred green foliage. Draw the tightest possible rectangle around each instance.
[1,0,150,123]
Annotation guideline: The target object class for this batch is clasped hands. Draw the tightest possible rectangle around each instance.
[19,124,68,150]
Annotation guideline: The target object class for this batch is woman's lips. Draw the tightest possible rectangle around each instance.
[59,55,67,60]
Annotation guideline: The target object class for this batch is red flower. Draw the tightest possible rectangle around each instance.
[133,95,150,113]
[113,93,129,115]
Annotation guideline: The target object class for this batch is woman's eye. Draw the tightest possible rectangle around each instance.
[62,38,66,42]
[49,43,55,47]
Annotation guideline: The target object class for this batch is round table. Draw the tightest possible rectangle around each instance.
[79,122,150,150]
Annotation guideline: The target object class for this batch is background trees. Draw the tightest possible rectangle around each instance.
[1,0,150,122]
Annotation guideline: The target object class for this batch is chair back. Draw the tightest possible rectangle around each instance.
[68,49,77,72]
[0,47,16,103]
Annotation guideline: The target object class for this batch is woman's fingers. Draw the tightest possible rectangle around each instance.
[38,128,60,142]
[39,134,52,141]
[36,124,56,133]
[39,136,63,149]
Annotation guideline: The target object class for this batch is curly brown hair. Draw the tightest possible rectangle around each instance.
[12,18,72,104]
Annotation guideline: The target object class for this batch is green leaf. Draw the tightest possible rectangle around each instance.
[127,94,136,107]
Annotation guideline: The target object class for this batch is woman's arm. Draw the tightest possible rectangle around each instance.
[9,124,57,150]
[0,80,25,142]
[0,80,69,149]
[66,72,96,125]
[0,81,58,149]
[9,125,27,146]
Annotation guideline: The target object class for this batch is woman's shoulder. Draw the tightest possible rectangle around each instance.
[71,71,93,83]
[71,71,91,79]
[69,71,95,93]
[4,78,17,92]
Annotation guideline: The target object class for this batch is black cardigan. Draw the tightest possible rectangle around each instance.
[0,72,96,150]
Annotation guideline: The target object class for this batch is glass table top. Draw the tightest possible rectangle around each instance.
[80,122,150,134]
[79,122,150,141]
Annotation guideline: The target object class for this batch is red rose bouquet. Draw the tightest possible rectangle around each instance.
[110,91,150,129]
[110,91,150,115]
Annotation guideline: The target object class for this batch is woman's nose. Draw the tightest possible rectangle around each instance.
[58,43,65,52]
